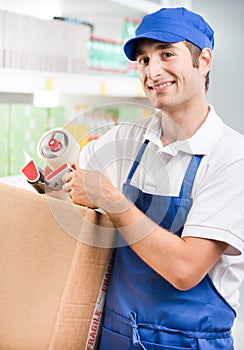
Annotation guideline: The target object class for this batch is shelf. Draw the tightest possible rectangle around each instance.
[0,68,146,98]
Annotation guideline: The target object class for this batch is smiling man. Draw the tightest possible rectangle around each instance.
[63,7,244,349]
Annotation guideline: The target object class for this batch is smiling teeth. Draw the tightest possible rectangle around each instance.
[153,82,172,89]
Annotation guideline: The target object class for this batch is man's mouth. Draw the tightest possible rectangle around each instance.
[149,81,174,90]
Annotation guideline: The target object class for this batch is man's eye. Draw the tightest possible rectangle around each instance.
[137,57,149,65]
[163,52,173,58]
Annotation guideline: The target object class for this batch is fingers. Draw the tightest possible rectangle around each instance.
[62,171,73,184]
[61,169,84,197]
[62,171,73,193]
[62,182,70,193]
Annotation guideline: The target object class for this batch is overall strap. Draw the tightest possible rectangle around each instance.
[179,155,203,198]
[126,139,149,183]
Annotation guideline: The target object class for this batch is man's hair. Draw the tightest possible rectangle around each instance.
[184,41,210,92]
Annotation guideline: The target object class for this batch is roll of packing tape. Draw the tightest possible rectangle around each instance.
[37,128,80,170]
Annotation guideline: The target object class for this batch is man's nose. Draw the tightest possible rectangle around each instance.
[147,56,164,80]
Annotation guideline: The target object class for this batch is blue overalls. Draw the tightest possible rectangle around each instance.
[98,140,236,349]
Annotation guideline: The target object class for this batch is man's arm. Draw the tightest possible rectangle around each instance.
[63,168,228,290]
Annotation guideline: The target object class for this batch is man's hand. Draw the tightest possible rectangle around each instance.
[62,169,131,213]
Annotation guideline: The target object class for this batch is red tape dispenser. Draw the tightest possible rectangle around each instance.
[21,128,80,194]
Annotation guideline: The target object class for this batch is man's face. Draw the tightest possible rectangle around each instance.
[135,39,206,112]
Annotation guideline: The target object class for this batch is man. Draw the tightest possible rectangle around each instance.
[63,7,244,349]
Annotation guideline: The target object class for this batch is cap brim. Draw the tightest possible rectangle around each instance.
[124,31,185,61]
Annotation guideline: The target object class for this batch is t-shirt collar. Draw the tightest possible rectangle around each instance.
[143,105,224,156]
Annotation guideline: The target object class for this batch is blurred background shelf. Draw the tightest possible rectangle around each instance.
[0,68,145,97]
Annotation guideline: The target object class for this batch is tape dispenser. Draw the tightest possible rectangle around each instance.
[37,128,80,191]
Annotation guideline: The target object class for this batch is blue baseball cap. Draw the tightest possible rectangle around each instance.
[124,7,215,61]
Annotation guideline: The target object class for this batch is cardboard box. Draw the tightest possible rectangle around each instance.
[0,183,115,349]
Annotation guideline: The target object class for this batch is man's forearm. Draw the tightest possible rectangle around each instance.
[62,168,227,290]
[105,191,227,291]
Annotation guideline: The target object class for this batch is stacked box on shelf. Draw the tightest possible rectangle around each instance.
[118,104,152,122]
[25,106,51,168]
[65,116,89,150]
[9,104,65,175]
[122,18,141,77]
[87,36,128,74]
[65,107,118,149]
[1,9,91,74]
[9,105,47,175]
[46,106,66,130]
[0,105,11,176]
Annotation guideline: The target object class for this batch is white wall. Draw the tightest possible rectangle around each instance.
[193,0,244,133]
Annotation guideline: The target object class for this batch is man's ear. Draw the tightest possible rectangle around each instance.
[199,48,213,75]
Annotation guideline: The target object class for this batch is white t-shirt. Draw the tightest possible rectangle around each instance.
[79,105,244,310]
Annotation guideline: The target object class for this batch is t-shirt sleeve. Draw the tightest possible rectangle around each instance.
[182,155,244,256]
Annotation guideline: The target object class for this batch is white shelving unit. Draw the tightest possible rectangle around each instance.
[0,68,145,98]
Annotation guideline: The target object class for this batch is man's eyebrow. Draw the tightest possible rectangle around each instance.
[157,43,176,49]
[135,42,177,58]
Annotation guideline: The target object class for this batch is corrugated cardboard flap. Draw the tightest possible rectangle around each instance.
[0,183,115,350]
